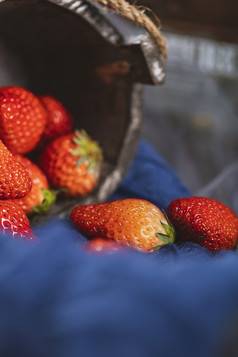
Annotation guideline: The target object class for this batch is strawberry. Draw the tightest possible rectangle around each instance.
[167,196,238,251]
[38,95,73,147]
[0,201,36,239]
[39,130,103,197]
[0,86,47,154]
[83,238,125,254]
[11,155,56,215]
[0,140,32,199]
[70,198,175,253]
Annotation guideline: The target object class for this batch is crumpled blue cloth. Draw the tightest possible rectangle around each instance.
[110,139,190,211]
[0,140,237,357]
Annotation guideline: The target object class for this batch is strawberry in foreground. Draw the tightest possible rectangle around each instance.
[0,201,36,239]
[38,95,73,148]
[0,140,32,199]
[39,130,103,197]
[84,238,125,254]
[167,196,238,251]
[70,198,175,253]
[11,155,56,215]
[0,86,47,154]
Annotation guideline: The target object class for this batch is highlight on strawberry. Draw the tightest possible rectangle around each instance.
[39,129,103,197]
[167,196,238,251]
[70,198,175,253]
[0,201,36,240]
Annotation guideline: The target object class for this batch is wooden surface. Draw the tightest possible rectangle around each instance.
[131,0,238,43]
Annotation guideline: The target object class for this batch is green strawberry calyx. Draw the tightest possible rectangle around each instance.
[32,188,58,215]
[154,221,175,250]
[71,130,103,175]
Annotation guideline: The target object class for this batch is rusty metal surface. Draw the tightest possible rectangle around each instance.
[0,0,165,220]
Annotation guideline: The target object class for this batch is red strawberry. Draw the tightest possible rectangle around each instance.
[70,198,175,253]
[38,95,73,147]
[0,86,47,154]
[167,196,238,251]
[39,130,103,197]
[0,201,36,239]
[11,155,56,215]
[83,238,125,254]
[0,140,32,199]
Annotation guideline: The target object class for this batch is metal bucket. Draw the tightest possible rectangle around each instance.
[0,0,165,218]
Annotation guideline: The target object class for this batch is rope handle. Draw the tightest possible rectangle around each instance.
[92,0,167,63]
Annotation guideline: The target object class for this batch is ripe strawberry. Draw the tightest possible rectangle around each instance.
[83,238,125,254]
[167,196,238,251]
[0,140,32,199]
[0,86,47,154]
[70,198,175,253]
[38,95,73,147]
[39,130,103,197]
[0,201,36,239]
[11,155,56,215]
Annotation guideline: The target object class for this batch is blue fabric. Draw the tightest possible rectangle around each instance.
[110,139,190,211]
[0,140,237,357]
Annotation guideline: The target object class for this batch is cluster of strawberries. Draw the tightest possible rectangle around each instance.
[0,86,237,254]
[0,85,103,240]
[71,196,238,253]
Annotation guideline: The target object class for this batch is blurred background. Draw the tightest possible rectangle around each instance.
[110,0,238,214]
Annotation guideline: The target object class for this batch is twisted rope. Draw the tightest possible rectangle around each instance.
[92,0,167,63]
